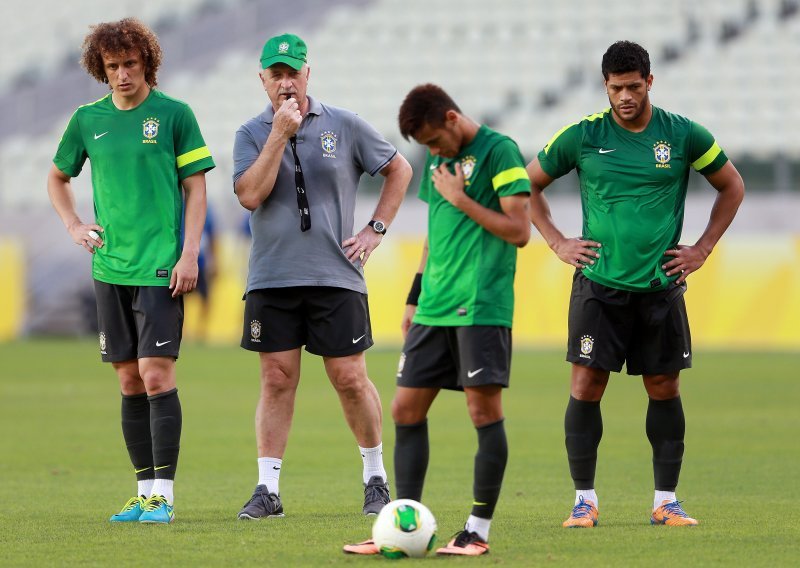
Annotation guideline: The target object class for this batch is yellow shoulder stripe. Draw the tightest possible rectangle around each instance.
[691,141,721,171]
[543,122,577,154]
[492,167,529,190]
[176,146,211,168]
[544,108,610,154]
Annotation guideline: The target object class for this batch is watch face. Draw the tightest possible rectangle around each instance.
[372,221,385,234]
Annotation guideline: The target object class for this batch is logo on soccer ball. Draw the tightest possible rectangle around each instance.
[461,155,477,180]
[580,335,594,357]
[654,140,671,166]
[393,503,421,532]
[320,130,337,156]
[250,320,262,342]
[99,332,107,352]
[143,118,159,140]
[278,42,289,54]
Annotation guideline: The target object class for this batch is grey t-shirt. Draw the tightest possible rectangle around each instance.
[233,96,397,294]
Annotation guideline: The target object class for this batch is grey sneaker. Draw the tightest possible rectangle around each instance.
[362,475,390,516]
[237,485,285,520]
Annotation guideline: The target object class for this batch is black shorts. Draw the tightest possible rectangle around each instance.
[241,286,373,357]
[566,271,692,375]
[396,324,512,391]
[94,280,183,363]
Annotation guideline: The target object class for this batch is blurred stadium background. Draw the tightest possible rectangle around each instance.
[0,0,797,350]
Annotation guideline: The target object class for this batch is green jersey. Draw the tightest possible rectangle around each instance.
[414,125,530,328]
[53,90,215,286]
[538,106,727,292]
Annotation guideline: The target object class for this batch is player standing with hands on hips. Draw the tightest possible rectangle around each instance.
[345,84,530,556]
[233,33,412,520]
[525,41,744,528]
[47,18,214,524]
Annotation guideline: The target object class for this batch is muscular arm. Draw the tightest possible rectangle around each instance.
[47,164,104,253]
[171,171,208,297]
[663,160,745,283]
[342,153,413,266]
[432,162,531,247]
[526,157,600,268]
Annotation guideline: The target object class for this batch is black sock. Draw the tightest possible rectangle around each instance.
[148,388,182,480]
[471,419,508,520]
[121,392,153,481]
[564,396,602,489]
[646,396,685,491]
[394,420,429,501]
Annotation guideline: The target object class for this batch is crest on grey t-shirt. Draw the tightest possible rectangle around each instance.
[321,130,337,158]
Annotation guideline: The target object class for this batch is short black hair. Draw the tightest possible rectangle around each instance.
[398,83,461,141]
[601,41,650,80]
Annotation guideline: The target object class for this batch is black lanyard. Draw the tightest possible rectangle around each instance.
[289,135,311,232]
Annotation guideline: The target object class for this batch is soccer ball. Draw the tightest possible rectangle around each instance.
[372,499,438,559]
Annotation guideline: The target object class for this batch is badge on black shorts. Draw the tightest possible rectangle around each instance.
[580,335,594,359]
[250,320,262,343]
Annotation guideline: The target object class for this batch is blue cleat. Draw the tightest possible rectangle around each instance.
[109,495,146,522]
[139,495,174,524]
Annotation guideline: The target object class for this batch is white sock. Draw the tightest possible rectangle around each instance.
[138,479,154,498]
[576,489,598,507]
[465,515,491,542]
[654,490,676,510]
[258,457,282,494]
[359,444,387,484]
[151,479,174,505]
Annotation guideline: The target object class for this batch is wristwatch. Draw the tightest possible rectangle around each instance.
[368,220,387,235]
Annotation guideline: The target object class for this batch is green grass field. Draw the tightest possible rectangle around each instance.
[1,340,798,566]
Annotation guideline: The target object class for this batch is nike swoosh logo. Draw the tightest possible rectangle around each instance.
[472,501,488,506]
[94,132,109,140]
[156,340,172,347]
[467,368,484,378]
[598,148,616,154]
[272,466,281,470]
[154,465,170,471]
[683,352,690,358]
[352,334,366,343]
[134,467,152,473]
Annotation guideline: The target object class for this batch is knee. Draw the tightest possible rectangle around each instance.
[140,367,172,394]
[392,398,425,425]
[644,374,680,400]
[114,363,144,395]
[571,369,609,401]
[466,403,502,428]
[260,365,298,395]
[331,369,369,399]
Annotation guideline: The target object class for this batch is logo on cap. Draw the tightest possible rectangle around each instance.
[261,33,307,70]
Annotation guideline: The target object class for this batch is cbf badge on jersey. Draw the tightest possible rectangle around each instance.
[654,140,671,168]
[321,130,337,158]
[461,155,477,185]
[143,117,160,144]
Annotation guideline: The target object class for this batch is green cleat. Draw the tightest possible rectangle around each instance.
[139,495,174,524]
[109,495,146,523]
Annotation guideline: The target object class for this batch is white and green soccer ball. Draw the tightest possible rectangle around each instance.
[372,499,438,559]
